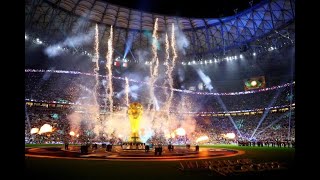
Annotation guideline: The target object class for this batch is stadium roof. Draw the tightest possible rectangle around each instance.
[98,0,263,18]
[25,0,295,58]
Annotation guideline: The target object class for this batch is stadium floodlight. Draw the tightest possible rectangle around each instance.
[251,80,257,86]
[35,38,43,44]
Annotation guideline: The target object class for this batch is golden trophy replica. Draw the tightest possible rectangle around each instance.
[127,102,143,143]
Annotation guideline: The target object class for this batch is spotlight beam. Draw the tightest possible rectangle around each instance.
[113,49,123,57]
[211,85,243,137]
[194,68,242,137]
[129,49,136,62]
[124,34,134,59]
[250,89,283,139]
[255,112,290,136]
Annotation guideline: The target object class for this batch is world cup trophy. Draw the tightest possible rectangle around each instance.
[127,102,143,143]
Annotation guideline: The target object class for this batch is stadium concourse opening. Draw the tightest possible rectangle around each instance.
[25,0,295,178]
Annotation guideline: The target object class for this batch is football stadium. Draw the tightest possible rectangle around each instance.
[25,0,295,178]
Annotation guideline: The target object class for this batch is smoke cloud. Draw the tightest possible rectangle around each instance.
[44,27,95,58]
[173,25,189,55]
[196,68,213,92]
[135,49,149,63]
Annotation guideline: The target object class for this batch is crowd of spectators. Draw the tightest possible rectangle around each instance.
[25,73,96,103]
[25,70,295,146]
[186,84,294,112]
[25,106,71,144]
[191,112,295,146]
[25,72,294,112]
[25,105,295,147]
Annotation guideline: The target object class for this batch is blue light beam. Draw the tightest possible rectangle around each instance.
[124,34,134,59]
[255,112,290,137]
[250,89,283,139]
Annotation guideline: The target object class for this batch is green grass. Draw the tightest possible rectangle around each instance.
[25,144,295,179]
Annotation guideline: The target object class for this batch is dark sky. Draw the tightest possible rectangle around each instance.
[103,0,263,18]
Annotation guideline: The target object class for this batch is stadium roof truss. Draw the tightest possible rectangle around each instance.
[25,0,295,58]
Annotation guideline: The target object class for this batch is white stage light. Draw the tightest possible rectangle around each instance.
[251,80,257,86]
[226,133,235,139]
